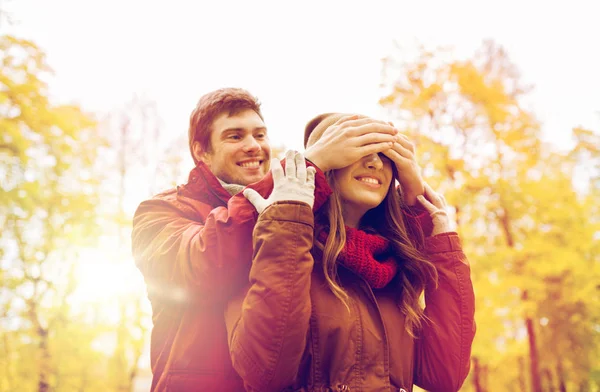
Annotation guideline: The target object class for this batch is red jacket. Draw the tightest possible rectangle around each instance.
[132,160,438,391]
[131,161,333,391]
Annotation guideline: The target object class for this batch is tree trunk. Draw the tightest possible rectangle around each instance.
[518,356,527,392]
[525,315,542,392]
[501,202,542,392]
[482,363,489,392]
[38,327,50,392]
[499,205,543,392]
[556,359,567,392]
[543,368,555,392]
[29,298,51,392]
[472,357,484,392]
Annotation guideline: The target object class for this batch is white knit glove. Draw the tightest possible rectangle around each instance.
[416,182,453,236]
[243,150,316,214]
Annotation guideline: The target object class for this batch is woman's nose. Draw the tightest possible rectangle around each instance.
[364,153,383,170]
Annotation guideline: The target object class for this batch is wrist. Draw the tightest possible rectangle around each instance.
[403,192,420,206]
[304,148,328,172]
[401,183,424,207]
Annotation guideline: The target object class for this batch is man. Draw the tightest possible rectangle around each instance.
[131,88,400,391]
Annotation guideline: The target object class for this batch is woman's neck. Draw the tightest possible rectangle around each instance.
[342,208,364,229]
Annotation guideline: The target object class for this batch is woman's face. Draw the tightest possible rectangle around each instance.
[333,153,394,227]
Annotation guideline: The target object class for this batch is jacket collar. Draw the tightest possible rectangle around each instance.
[178,158,334,214]
[178,162,232,207]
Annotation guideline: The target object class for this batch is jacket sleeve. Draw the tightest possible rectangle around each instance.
[225,201,314,392]
[400,196,434,245]
[413,233,476,392]
[131,188,260,305]
[132,160,332,306]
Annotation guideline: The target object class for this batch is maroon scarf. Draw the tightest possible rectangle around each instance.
[317,226,398,289]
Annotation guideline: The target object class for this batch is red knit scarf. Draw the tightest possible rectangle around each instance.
[317,226,398,289]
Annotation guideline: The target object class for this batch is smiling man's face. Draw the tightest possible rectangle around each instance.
[197,108,271,186]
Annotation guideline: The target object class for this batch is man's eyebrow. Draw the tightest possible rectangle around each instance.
[221,128,245,133]
[222,126,266,132]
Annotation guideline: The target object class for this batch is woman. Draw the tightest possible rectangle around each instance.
[225,113,476,392]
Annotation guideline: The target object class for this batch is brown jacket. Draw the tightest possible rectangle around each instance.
[226,202,476,392]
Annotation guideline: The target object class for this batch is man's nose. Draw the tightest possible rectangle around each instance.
[243,136,261,153]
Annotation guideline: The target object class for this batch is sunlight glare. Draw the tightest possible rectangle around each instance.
[70,248,146,306]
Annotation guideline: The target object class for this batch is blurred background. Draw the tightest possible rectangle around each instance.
[1,0,599,391]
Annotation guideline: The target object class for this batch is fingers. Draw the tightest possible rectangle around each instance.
[423,182,444,209]
[354,132,397,147]
[243,188,266,213]
[295,152,307,182]
[348,120,415,155]
[423,182,436,201]
[438,193,447,208]
[243,188,258,202]
[306,166,316,187]
[281,150,310,182]
[357,141,396,159]
[381,148,397,162]
[382,146,410,166]
[418,191,451,235]
[328,116,398,136]
[285,150,296,179]
[322,115,364,136]
[390,142,415,162]
[386,121,415,153]
[349,121,398,137]
[271,158,284,183]
[417,194,436,214]
[382,149,412,175]
[333,114,363,125]
[394,136,415,154]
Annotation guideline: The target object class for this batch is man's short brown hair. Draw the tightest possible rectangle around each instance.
[188,88,263,164]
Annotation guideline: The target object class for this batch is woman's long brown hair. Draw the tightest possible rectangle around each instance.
[314,169,439,337]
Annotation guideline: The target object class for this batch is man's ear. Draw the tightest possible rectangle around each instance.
[192,141,210,166]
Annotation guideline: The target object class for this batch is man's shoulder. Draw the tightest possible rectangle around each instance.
[137,186,178,207]
[135,185,214,220]
[151,186,179,202]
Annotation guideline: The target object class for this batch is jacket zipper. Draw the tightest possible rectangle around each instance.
[339,265,393,389]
